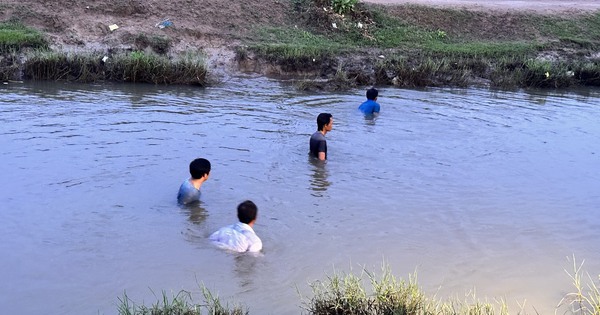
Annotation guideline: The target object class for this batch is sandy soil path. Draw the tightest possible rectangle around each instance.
[362,0,600,13]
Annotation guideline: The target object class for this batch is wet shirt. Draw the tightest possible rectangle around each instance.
[309,131,327,159]
[177,179,200,205]
[358,99,381,115]
[209,222,262,252]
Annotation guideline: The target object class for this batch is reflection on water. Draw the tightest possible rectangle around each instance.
[234,253,260,289]
[362,113,378,125]
[1,78,599,315]
[180,202,209,225]
[308,157,330,197]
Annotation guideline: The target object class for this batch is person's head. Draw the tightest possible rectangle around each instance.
[237,200,258,224]
[189,158,211,179]
[317,113,333,132]
[366,88,378,101]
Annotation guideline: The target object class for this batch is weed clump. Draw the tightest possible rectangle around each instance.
[0,20,48,54]
[302,265,436,315]
[117,286,248,315]
[133,33,172,55]
[21,50,207,85]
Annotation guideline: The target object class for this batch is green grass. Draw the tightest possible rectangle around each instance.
[0,52,20,81]
[21,50,207,85]
[424,42,539,58]
[301,263,511,315]
[557,256,600,315]
[0,20,47,54]
[112,258,600,315]
[133,33,172,54]
[238,1,600,89]
[533,12,600,41]
[301,259,600,315]
[4,0,600,88]
[117,286,247,315]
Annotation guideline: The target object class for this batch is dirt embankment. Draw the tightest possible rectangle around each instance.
[1,0,292,71]
[2,0,600,81]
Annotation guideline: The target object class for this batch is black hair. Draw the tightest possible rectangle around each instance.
[366,88,378,100]
[237,200,258,224]
[189,158,211,179]
[316,113,333,131]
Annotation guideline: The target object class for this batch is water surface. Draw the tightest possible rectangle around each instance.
[1,77,599,314]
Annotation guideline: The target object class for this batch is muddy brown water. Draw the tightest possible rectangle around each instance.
[1,76,599,315]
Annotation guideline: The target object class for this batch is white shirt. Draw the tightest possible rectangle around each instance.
[209,222,262,252]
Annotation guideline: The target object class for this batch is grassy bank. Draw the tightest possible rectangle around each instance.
[117,259,600,314]
[240,0,600,89]
[117,286,247,315]
[2,1,600,88]
[21,50,207,85]
[0,22,207,85]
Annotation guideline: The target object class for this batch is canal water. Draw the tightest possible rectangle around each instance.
[1,76,599,315]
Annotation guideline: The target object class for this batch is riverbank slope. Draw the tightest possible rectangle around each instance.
[2,0,600,88]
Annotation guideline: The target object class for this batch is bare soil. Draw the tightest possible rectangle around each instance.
[1,0,599,77]
[1,0,293,72]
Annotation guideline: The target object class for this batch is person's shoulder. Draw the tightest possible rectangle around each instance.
[210,223,234,238]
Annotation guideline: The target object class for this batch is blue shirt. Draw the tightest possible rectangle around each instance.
[177,179,200,204]
[358,99,380,115]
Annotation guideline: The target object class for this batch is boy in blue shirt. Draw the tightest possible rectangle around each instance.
[177,158,211,205]
[358,87,380,115]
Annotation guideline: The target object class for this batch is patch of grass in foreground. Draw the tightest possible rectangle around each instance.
[302,258,600,315]
[0,20,47,53]
[117,286,247,315]
[115,258,599,315]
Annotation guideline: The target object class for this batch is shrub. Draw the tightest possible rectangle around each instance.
[0,21,48,54]
[331,0,359,15]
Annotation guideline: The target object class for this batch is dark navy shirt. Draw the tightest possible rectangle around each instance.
[309,131,327,159]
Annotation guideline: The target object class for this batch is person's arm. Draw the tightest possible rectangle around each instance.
[317,139,327,160]
[246,233,263,252]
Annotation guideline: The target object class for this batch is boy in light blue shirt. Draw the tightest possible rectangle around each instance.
[358,87,381,115]
[177,158,211,205]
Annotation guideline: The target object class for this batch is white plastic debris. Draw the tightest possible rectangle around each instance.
[378,55,385,59]
[102,56,109,63]
[357,22,363,29]
[108,24,119,31]
[332,23,337,29]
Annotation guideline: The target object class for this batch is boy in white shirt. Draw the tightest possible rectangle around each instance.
[209,200,262,253]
